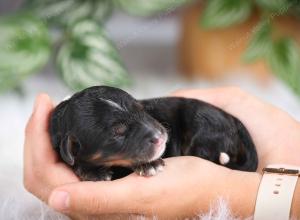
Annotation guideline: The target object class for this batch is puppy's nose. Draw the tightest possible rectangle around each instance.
[150,134,163,146]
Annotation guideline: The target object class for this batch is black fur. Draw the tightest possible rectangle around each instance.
[49,86,258,181]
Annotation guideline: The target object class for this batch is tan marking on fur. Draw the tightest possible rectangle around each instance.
[86,153,133,167]
[87,152,103,162]
[103,155,133,167]
[104,159,133,167]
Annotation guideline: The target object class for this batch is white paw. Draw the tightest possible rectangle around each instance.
[219,152,230,165]
[156,164,164,172]
[147,167,157,176]
[136,165,163,177]
[104,175,112,181]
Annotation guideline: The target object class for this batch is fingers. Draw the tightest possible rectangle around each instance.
[26,93,54,135]
[47,157,214,217]
[48,177,140,216]
[171,86,250,110]
[171,86,263,134]
[23,93,79,202]
[24,93,57,164]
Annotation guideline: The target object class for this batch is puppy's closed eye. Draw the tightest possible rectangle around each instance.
[135,103,144,110]
[113,124,127,136]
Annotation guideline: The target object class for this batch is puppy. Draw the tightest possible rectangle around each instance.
[49,86,258,181]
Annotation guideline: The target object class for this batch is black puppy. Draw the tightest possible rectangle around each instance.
[49,86,258,181]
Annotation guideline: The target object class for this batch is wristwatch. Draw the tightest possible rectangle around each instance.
[254,164,300,220]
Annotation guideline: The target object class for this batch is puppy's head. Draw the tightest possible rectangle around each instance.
[50,86,168,168]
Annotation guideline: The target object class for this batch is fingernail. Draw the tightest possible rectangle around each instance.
[49,191,70,211]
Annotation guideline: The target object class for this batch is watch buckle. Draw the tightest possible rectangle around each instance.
[263,167,300,176]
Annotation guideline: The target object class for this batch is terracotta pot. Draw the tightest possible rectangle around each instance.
[178,3,300,82]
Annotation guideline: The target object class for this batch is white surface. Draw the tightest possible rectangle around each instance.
[0,12,300,220]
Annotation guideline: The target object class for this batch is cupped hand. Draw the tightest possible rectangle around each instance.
[49,156,236,220]
[24,94,234,220]
[23,88,300,220]
[24,94,79,202]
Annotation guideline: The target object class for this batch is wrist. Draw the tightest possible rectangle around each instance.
[225,170,261,217]
[290,173,300,218]
[185,160,234,218]
[192,163,260,218]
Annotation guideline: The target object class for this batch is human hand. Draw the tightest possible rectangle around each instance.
[24,88,300,220]
[172,87,300,170]
[49,156,242,220]
[23,96,233,219]
[24,94,80,202]
[24,93,255,220]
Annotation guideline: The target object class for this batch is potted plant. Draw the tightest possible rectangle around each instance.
[0,0,192,93]
[179,0,300,97]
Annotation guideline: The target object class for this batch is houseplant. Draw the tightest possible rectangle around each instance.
[2,0,299,98]
[179,0,300,97]
[0,0,191,93]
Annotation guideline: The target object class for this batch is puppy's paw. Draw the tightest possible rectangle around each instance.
[82,173,112,182]
[134,158,165,177]
[97,173,113,181]
[75,167,112,181]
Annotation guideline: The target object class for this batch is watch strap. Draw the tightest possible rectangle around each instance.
[254,164,299,220]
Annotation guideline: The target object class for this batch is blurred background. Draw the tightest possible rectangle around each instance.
[0,0,300,219]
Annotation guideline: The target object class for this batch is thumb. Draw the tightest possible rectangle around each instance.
[48,177,143,215]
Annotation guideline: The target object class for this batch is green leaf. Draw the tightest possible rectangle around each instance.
[0,14,51,93]
[242,21,272,62]
[201,0,253,29]
[290,1,300,17]
[57,20,131,91]
[255,0,291,13]
[0,72,21,93]
[114,0,193,16]
[268,38,300,96]
[27,0,113,26]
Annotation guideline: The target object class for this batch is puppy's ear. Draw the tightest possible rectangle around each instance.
[60,135,81,166]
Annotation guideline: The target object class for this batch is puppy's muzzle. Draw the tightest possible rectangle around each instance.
[149,131,168,161]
